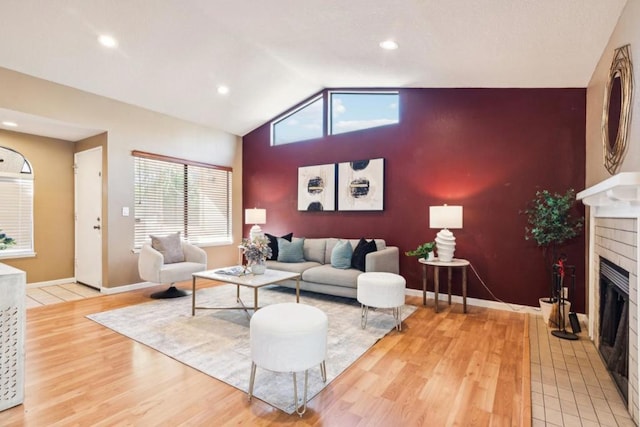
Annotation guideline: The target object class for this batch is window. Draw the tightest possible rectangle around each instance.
[0,147,34,259]
[269,90,401,145]
[271,95,324,145]
[133,151,232,249]
[330,91,399,135]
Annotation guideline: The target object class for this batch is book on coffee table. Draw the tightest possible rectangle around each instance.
[214,266,249,276]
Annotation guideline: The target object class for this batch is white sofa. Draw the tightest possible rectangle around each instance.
[265,238,399,299]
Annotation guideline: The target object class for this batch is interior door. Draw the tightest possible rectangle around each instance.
[74,147,102,289]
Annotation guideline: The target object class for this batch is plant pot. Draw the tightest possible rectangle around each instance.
[539,297,571,327]
[251,263,266,275]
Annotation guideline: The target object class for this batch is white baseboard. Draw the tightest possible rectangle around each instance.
[404,288,588,319]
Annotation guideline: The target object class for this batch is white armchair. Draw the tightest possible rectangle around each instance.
[138,240,207,299]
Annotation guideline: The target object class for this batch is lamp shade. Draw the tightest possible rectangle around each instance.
[429,205,463,229]
[245,208,266,225]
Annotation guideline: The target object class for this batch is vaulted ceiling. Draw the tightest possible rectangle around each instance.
[0,1,628,138]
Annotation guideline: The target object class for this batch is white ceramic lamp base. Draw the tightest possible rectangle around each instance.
[249,225,263,241]
[435,228,456,262]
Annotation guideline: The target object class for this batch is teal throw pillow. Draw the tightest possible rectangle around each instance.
[331,239,353,269]
[277,237,305,263]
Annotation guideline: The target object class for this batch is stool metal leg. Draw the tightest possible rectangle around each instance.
[292,370,310,417]
[361,304,369,329]
[320,360,327,382]
[248,361,256,401]
[393,306,402,331]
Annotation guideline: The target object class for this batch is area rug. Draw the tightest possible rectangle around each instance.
[87,285,416,414]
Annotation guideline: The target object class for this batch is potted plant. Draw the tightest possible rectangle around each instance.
[0,229,16,250]
[524,189,584,323]
[240,235,272,275]
[405,241,436,261]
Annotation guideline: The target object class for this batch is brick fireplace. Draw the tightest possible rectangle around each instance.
[578,172,640,422]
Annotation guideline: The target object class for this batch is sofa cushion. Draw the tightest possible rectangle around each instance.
[303,238,326,264]
[266,260,321,274]
[301,264,362,288]
[265,232,293,260]
[330,239,353,269]
[351,238,377,271]
[150,232,185,264]
[278,237,305,263]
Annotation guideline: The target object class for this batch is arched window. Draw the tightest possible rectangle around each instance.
[0,147,34,258]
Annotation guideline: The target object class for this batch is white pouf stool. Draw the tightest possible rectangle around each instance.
[248,302,328,416]
[357,272,406,331]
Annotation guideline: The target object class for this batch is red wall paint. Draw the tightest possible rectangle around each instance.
[243,88,587,312]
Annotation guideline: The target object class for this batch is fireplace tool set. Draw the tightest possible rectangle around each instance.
[551,260,580,340]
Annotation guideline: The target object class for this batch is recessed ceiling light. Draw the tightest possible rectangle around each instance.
[1,121,18,127]
[98,34,118,48]
[379,40,398,50]
[217,85,230,95]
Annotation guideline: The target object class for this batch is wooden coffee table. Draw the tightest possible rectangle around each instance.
[191,267,301,316]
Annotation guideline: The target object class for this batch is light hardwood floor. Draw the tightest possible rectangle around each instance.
[1,281,529,426]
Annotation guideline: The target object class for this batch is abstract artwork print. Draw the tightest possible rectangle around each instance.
[297,163,336,211]
[337,158,384,211]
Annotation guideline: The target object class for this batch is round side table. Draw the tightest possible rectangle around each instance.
[418,258,469,313]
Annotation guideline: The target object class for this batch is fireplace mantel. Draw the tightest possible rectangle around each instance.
[577,172,640,218]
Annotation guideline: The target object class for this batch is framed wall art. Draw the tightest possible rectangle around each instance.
[297,163,336,211]
[337,158,384,211]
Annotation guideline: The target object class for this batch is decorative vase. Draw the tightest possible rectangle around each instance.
[251,259,267,275]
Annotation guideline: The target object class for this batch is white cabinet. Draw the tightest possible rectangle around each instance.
[0,263,25,411]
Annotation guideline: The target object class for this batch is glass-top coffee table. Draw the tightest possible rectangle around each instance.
[191,267,301,316]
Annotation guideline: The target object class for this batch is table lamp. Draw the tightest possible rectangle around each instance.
[429,205,463,262]
[245,208,266,241]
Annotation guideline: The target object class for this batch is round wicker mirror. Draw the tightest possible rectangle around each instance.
[602,44,633,175]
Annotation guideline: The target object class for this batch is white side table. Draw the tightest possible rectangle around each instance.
[0,263,26,411]
[419,258,469,313]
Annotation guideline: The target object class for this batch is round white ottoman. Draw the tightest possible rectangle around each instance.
[248,302,328,416]
[357,272,406,331]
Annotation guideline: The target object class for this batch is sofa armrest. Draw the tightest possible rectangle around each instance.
[138,244,164,283]
[365,246,399,274]
[183,242,207,265]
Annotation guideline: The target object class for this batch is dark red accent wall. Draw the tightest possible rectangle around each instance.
[243,88,586,312]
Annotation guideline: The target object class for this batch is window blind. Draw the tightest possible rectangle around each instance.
[133,151,232,248]
[0,175,34,256]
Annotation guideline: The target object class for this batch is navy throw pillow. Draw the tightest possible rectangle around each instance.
[351,238,377,271]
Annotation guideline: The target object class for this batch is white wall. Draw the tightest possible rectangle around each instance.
[0,67,242,287]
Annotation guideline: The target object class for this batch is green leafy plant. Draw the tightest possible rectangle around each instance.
[0,229,16,250]
[405,241,436,259]
[524,189,584,301]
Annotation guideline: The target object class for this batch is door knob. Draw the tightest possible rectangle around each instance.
[93,225,101,230]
